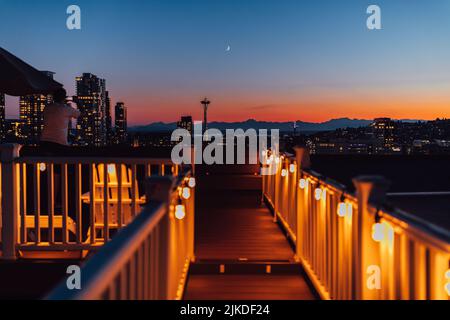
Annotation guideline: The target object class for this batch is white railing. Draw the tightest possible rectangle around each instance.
[262,147,450,300]
[0,144,184,260]
[47,173,195,300]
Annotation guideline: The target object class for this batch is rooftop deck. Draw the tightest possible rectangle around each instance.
[0,145,448,300]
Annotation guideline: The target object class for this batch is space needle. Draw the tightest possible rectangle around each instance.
[201,97,210,134]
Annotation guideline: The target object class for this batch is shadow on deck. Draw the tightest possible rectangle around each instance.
[184,165,317,300]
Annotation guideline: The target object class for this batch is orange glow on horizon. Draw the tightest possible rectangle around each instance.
[126,98,450,125]
[120,87,450,125]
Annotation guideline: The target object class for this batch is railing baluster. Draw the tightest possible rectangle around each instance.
[120,268,127,300]
[75,163,82,244]
[20,163,27,244]
[131,164,137,217]
[61,163,68,243]
[117,164,122,227]
[47,163,54,243]
[33,163,41,244]
[143,237,150,299]
[137,245,143,300]
[103,163,109,241]
[119,266,128,300]
[129,253,136,299]
[0,144,21,260]
[152,227,158,299]
[108,278,117,300]
[155,226,160,299]
[89,164,96,244]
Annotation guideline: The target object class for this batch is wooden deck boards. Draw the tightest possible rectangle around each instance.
[195,190,294,261]
[195,208,294,261]
[185,172,317,300]
[184,275,316,300]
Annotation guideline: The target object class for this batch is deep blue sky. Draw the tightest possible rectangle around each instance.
[1,0,450,123]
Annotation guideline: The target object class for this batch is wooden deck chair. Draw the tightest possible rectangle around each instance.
[82,164,146,240]
[24,215,77,235]
[19,215,79,259]
[15,172,79,258]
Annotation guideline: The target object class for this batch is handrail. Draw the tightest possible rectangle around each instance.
[17,156,175,165]
[382,207,450,247]
[47,171,195,300]
[47,201,166,300]
[302,166,450,245]
[0,143,184,259]
[262,148,450,300]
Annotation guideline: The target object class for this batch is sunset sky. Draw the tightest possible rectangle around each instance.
[1,0,450,125]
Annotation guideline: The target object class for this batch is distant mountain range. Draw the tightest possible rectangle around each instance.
[130,118,421,133]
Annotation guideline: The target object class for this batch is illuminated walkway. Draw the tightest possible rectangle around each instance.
[1,146,447,300]
[184,165,317,300]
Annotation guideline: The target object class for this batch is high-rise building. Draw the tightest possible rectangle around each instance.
[177,116,193,134]
[114,102,127,144]
[19,71,55,144]
[0,93,6,141]
[73,73,108,146]
[372,118,396,153]
[105,91,112,143]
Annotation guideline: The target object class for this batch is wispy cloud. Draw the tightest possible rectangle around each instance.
[246,104,277,111]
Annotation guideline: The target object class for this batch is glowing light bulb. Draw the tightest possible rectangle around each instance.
[182,187,191,200]
[337,202,347,217]
[289,164,295,173]
[39,163,46,172]
[188,177,196,188]
[347,203,353,218]
[281,169,287,177]
[299,178,307,189]
[314,188,322,200]
[321,188,327,200]
[175,204,186,220]
[107,164,115,175]
[372,223,384,242]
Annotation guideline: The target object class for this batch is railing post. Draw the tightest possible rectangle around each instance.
[145,176,174,300]
[0,143,22,260]
[293,146,310,259]
[352,175,390,300]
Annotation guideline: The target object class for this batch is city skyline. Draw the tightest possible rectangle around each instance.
[0,69,129,146]
[2,0,450,125]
